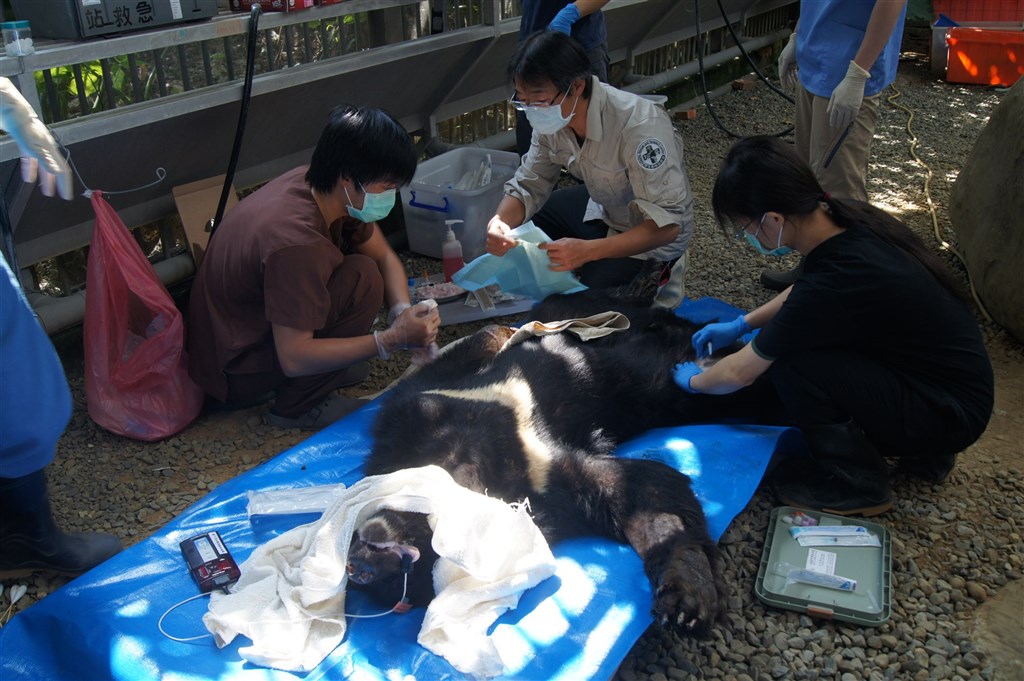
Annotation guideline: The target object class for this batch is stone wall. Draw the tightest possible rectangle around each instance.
[948,80,1024,342]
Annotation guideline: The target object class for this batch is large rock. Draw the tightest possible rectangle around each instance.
[948,80,1024,342]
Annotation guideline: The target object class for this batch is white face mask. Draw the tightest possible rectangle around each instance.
[524,89,579,135]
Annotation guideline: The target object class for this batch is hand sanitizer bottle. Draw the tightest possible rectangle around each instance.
[442,219,465,282]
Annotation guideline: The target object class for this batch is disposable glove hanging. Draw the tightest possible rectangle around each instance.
[827,60,871,130]
[0,77,73,200]
[777,32,798,91]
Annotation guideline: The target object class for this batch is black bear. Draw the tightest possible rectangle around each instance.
[348,273,736,634]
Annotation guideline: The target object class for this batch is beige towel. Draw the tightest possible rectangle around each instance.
[203,465,556,677]
[502,311,631,348]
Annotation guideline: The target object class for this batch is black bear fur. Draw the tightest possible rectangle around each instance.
[349,268,738,634]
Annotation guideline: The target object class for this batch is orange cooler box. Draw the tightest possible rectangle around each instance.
[946,27,1024,86]
[933,0,1024,24]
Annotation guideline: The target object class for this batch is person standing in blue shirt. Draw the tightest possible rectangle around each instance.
[763,0,908,291]
[515,1,611,157]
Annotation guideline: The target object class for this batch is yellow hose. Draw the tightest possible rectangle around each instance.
[886,84,993,322]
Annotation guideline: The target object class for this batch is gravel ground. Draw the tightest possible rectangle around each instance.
[3,51,1022,681]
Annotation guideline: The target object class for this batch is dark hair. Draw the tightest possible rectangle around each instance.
[305,104,417,193]
[508,30,594,99]
[712,136,963,297]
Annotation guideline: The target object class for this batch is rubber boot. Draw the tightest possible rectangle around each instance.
[771,421,894,517]
[760,256,805,292]
[0,469,123,578]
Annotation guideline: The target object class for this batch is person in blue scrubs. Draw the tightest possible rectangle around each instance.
[763,0,908,290]
[0,77,122,576]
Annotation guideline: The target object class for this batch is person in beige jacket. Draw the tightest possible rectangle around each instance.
[486,31,694,307]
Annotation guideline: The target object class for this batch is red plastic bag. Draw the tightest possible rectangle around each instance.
[84,191,203,440]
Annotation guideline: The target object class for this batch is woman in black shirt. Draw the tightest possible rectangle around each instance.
[674,136,993,516]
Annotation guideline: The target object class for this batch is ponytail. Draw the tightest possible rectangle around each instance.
[823,195,963,298]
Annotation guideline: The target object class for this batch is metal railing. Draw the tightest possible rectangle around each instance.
[0,0,797,333]
[26,1,523,124]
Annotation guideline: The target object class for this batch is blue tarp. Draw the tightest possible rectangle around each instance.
[0,298,788,681]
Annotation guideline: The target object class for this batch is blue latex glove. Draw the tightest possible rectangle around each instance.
[548,3,580,35]
[692,314,751,359]
[673,362,702,394]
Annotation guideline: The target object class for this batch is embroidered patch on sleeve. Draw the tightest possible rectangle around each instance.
[636,138,668,170]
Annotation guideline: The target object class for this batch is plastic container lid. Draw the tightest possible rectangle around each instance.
[755,505,892,626]
[1,21,30,29]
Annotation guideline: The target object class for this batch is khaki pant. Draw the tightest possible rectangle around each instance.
[794,83,880,202]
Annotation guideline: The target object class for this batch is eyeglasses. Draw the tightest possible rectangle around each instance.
[729,215,763,240]
[509,89,568,112]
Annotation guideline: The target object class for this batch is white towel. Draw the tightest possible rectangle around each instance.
[203,465,556,677]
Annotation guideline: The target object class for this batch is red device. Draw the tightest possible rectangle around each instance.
[179,531,241,593]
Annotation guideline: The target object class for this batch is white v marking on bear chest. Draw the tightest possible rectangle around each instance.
[423,378,554,491]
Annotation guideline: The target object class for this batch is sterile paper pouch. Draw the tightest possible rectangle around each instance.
[452,222,587,301]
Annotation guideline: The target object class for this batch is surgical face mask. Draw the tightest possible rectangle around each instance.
[524,90,579,135]
[743,214,793,257]
[345,184,396,223]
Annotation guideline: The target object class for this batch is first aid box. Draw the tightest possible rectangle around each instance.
[755,506,892,627]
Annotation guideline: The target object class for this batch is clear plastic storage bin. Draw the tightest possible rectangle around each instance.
[401,147,520,263]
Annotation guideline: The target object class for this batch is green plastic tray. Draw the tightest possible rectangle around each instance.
[755,506,892,626]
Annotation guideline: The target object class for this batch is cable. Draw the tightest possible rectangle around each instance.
[0,187,19,275]
[714,0,795,105]
[60,142,167,197]
[345,573,411,619]
[211,3,261,235]
[158,592,214,643]
[158,574,410,643]
[693,0,794,139]
[885,84,993,323]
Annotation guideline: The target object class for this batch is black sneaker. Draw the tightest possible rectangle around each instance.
[897,452,957,484]
[771,458,893,517]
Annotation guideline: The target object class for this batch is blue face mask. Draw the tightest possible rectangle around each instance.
[345,184,396,223]
[743,214,794,256]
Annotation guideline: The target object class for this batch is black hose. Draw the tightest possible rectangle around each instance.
[715,0,795,105]
[211,4,261,235]
[694,0,794,139]
[0,189,18,276]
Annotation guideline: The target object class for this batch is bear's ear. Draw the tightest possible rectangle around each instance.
[394,544,421,563]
